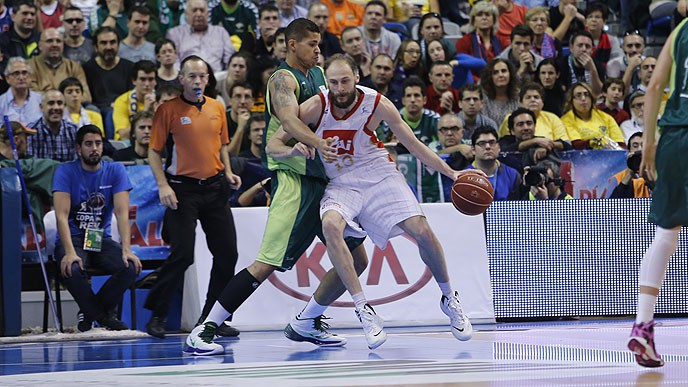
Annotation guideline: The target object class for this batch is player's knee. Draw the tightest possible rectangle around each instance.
[321,213,345,241]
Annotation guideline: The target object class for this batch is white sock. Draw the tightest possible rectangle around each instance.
[636,293,657,324]
[437,282,453,297]
[298,296,328,319]
[635,227,678,324]
[352,292,367,311]
[204,303,231,325]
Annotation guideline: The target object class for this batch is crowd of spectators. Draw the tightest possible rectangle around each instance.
[1,0,683,214]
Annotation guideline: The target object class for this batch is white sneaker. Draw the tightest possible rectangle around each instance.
[184,322,225,356]
[355,304,387,349]
[441,291,473,341]
[284,315,347,346]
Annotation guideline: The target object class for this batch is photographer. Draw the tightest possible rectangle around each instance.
[523,159,572,200]
[609,132,651,198]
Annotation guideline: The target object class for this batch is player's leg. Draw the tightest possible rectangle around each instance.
[397,215,472,341]
[628,127,688,366]
[321,210,386,349]
[185,261,276,356]
[286,243,368,347]
[628,226,679,367]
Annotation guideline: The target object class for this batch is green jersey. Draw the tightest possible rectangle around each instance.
[659,18,688,129]
[263,62,328,179]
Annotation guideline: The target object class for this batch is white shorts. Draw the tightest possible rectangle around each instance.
[320,163,423,248]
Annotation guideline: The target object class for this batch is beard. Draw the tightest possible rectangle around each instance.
[331,89,357,109]
[81,152,101,166]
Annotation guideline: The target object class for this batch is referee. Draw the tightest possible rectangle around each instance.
[144,55,241,338]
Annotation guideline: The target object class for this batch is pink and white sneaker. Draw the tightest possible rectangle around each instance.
[628,320,665,367]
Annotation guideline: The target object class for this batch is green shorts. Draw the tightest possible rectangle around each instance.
[256,170,365,271]
[648,127,688,228]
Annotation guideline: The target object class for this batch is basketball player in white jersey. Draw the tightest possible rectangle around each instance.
[267,53,481,349]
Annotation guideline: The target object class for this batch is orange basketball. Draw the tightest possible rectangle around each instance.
[451,173,494,216]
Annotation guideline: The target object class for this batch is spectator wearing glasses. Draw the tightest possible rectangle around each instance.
[434,113,471,171]
[561,82,625,150]
[607,30,645,90]
[464,125,521,201]
[0,57,43,125]
[620,91,646,142]
[391,39,425,88]
[62,6,95,65]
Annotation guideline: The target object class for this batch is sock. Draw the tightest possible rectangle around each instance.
[298,296,328,319]
[352,292,367,311]
[636,293,657,324]
[216,268,262,315]
[204,303,231,325]
[437,282,453,297]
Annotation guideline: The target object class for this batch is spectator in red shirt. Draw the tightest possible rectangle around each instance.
[455,1,502,79]
[424,61,459,115]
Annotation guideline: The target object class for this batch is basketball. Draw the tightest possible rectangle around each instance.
[451,173,494,216]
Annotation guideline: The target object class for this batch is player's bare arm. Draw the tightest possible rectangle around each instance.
[269,70,335,160]
[373,97,484,180]
[266,126,317,160]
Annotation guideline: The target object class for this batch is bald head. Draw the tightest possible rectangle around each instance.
[39,28,64,61]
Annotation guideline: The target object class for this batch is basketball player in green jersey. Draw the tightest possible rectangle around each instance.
[183,18,369,356]
[627,18,688,368]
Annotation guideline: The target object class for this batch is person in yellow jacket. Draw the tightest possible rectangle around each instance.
[561,82,626,149]
[112,60,156,140]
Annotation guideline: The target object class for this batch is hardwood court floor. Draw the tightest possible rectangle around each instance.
[1,318,687,386]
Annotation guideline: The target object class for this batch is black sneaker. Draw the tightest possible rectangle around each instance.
[97,313,129,331]
[77,311,92,333]
[216,321,240,337]
[146,316,166,338]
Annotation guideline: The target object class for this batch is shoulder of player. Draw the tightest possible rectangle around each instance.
[268,69,298,91]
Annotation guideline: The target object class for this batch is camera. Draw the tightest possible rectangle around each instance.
[524,166,549,187]
[627,151,642,173]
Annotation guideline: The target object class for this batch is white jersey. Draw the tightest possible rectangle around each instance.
[315,85,392,180]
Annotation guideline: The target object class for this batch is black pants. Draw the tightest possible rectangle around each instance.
[56,236,137,321]
[144,176,238,319]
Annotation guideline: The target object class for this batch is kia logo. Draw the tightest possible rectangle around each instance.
[267,234,434,307]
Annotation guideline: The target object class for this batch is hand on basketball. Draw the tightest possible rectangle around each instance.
[318,137,338,163]
[158,184,179,210]
[454,168,486,181]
